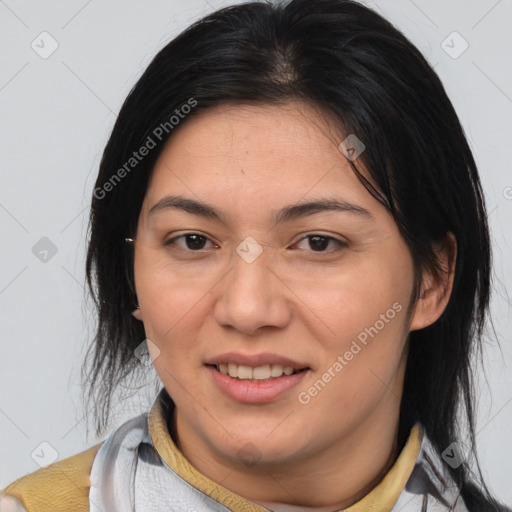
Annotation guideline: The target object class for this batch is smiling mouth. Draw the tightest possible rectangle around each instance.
[207,363,309,382]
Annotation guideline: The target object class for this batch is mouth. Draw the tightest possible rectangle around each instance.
[205,361,311,404]
[207,363,310,382]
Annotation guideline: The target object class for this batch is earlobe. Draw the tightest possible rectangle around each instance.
[409,232,457,331]
[132,306,143,321]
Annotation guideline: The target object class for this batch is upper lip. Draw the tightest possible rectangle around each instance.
[205,352,309,369]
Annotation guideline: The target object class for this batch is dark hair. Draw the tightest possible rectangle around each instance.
[83,0,508,509]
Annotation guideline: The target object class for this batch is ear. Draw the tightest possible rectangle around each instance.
[132,306,143,321]
[409,232,457,331]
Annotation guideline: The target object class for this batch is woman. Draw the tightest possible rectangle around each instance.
[1,0,509,510]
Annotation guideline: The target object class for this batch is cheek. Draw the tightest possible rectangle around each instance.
[294,258,411,341]
[296,252,412,396]
[298,301,409,433]
[134,255,210,353]
[140,284,206,342]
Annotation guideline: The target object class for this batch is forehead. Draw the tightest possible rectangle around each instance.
[144,102,372,204]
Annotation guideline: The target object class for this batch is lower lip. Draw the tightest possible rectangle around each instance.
[206,365,309,404]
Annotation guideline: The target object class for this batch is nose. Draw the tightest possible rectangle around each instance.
[213,245,292,336]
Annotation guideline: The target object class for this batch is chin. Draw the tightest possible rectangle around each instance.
[217,434,304,468]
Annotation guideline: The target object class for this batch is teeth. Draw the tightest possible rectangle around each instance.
[252,365,271,379]
[270,364,284,378]
[237,365,253,380]
[228,363,238,378]
[216,363,300,380]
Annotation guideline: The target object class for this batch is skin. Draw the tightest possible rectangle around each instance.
[132,102,455,509]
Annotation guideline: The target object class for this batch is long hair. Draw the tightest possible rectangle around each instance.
[83,1,507,509]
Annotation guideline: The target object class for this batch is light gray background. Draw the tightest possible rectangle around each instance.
[1,0,511,505]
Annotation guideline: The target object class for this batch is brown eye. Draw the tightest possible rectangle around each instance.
[165,233,215,251]
[294,234,347,253]
[308,235,330,251]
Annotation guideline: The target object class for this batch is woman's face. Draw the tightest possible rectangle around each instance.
[133,102,428,472]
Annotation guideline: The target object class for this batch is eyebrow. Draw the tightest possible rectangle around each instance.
[148,195,374,224]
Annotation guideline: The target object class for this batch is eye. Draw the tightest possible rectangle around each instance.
[293,234,347,253]
[165,233,217,251]
[164,233,346,254]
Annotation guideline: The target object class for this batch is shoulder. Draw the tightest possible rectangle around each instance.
[0,441,104,512]
[0,412,150,512]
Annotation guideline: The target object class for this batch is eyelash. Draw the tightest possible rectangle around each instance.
[164,232,348,254]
